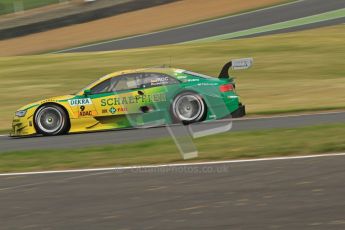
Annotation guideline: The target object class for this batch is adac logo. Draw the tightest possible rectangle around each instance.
[80,111,92,116]
[109,107,117,114]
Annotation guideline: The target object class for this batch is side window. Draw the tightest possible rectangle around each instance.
[90,77,118,94]
[113,74,142,92]
[142,73,179,88]
[90,73,178,94]
[90,79,111,94]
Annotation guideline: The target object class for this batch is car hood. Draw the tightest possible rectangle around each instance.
[19,95,75,111]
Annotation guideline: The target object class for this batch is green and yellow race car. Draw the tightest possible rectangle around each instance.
[11,58,252,137]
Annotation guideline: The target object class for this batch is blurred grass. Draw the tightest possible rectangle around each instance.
[0,0,61,15]
[0,25,344,130]
[1,123,345,173]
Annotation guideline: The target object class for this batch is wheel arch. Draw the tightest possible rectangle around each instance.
[170,90,208,124]
[171,89,203,101]
[171,89,211,110]
[33,102,71,134]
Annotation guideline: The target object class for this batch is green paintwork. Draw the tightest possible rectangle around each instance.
[12,67,243,136]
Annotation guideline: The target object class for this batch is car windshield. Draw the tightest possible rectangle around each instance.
[76,76,107,94]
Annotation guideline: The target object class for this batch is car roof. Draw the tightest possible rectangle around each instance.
[104,67,183,79]
[78,67,185,95]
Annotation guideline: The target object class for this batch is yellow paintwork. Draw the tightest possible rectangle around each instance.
[11,68,180,136]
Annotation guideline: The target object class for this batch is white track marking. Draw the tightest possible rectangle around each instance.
[0,171,111,192]
[1,152,345,177]
[0,181,47,192]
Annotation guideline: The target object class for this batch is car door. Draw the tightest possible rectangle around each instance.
[88,73,144,118]
[132,72,181,124]
[86,72,180,126]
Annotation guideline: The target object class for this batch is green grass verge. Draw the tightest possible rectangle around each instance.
[0,25,344,130]
[0,129,10,134]
[1,123,345,173]
[0,0,61,15]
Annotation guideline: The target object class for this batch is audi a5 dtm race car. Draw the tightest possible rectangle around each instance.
[11,58,253,137]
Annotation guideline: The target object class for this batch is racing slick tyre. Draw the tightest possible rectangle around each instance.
[34,104,69,136]
[171,92,206,124]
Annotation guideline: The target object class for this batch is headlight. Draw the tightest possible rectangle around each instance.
[15,110,27,117]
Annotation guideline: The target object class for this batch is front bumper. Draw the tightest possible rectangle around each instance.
[231,104,246,118]
[10,117,36,137]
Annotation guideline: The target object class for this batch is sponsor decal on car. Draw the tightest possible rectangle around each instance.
[118,107,128,112]
[101,93,166,106]
[80,111,92,116]
[40,99,57,104]
[109,107,117,114]
[68,98,92,106]
[198,83,218,86]
[79,105,95,116]
[108,107,128,115]
[187,79,200,82]
[149,77,170,86]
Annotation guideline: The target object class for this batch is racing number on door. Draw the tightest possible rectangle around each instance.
[79,105,92,116]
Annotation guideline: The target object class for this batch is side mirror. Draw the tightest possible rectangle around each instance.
[84,89,91,96]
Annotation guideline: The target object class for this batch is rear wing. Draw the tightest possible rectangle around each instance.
[218,58,253,78]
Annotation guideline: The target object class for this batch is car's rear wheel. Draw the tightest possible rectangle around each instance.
[34,104,69,136]
[172,92,206,124]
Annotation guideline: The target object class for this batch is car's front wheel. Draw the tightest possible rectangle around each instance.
[171,92,206,124]
[34,104,69,136]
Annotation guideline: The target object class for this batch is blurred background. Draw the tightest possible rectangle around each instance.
[0,0,119,15]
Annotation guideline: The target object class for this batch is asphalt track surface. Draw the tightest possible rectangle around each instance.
[1,111,345,152]
[239,17,345,39]
[60,0,345,53]
[1,154,345,229]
